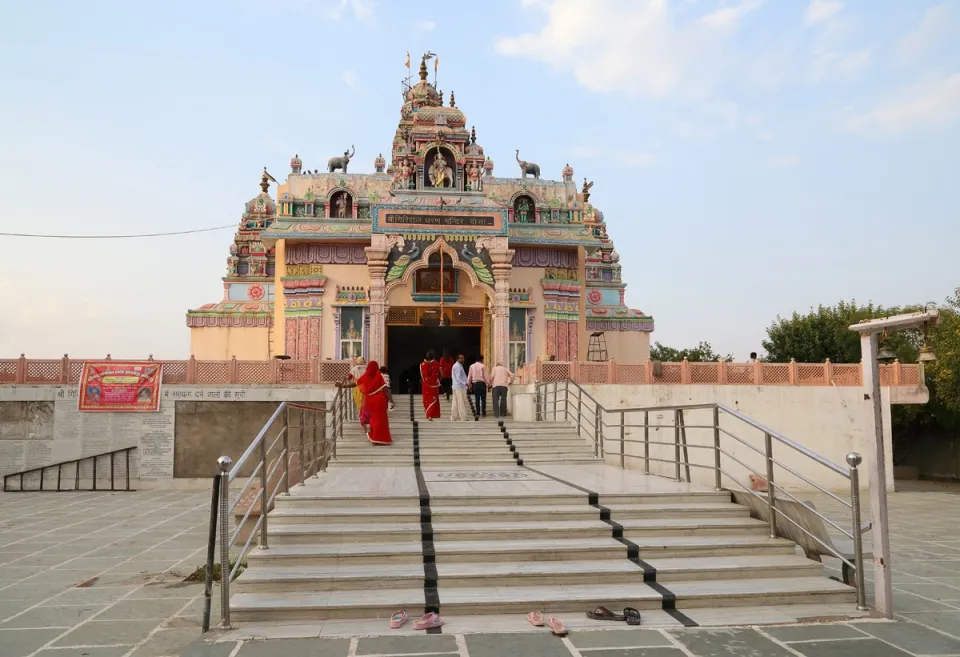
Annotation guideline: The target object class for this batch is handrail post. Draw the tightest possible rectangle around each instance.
[310,408,318,478]
[299,408,307,485]
[534,380,542,421]
[281,407,290,496]
[643,411,650,474]
[552,382,557,421]
[847,452,868,611]
[217,456,232,630]
[202,471,221,633]
[594,407,602,458]
[765,432,777,538]
[673,410,681,482]
[259,433,269,550]
[576,387,583,437]
[619,411,625,470]
[713,406,722,491]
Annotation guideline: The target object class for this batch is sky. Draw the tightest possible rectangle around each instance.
[1,0,958,361]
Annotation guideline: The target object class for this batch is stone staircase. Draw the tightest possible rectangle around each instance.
[227,393,856,625]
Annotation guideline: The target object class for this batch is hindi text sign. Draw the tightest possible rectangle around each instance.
[78,361,163,412]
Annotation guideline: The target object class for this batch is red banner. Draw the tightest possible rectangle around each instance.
[77,361,163,412]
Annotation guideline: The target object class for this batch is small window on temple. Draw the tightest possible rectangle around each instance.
[509,308,527,370]
[339,307,364,360]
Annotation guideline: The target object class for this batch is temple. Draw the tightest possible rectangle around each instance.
[186,55,653,380]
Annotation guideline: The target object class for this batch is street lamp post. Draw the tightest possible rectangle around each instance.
[849,309,940,618]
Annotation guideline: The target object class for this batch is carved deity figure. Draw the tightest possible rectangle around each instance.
[429,155,448,188]
[336,194,347,218]
[511,322,523,342]
[517,198,531,223]
[467,162,481,191]
[346,319,360,340]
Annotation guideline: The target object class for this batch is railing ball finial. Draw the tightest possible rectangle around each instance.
[846,452,862,467]
[217,456,233,473]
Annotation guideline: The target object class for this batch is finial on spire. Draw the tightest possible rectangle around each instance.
[260,169,270,194]
[471,126,477,144]
[419,55,428,81]
[450,90,456,107]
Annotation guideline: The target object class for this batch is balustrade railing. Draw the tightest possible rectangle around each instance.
[534,379,872,611]
[517,358,921,387]
[1,355,922,388]
[202,387,348,631]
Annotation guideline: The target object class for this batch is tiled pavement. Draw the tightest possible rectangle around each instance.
[6,482,960,656]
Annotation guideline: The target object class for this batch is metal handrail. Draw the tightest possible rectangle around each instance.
[202,386,347,632]
[3,446,138,492]
[533,378,869,611]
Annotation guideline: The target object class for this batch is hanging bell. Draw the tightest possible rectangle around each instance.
[918,342,937,363]
[877,343,897,363]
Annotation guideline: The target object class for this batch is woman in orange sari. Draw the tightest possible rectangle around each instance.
[338,361,394,445]
[420,350,441,421]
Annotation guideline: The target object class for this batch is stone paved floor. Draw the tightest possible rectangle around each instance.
[6,482,960,656]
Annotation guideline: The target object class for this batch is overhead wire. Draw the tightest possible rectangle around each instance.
[0,225,236,239]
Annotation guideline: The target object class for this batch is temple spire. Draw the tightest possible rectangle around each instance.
[419,55,428,82]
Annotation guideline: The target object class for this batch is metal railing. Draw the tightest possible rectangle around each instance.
[535,379,870,611]
[3,446,138,492]
[203,387,348,631]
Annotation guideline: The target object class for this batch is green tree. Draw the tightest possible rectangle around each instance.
[761,300,919,364]
[650,341,732,362]
[928,288,960,413]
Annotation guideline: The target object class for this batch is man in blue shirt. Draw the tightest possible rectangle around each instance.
[450,353,469,421]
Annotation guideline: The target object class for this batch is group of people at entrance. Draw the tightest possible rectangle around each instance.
[420,350,514,421]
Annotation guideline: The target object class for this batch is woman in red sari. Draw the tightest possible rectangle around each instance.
[420,350,441,421]
[338,361,394,445]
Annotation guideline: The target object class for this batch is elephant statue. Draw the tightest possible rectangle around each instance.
[328,145,356,173]
[516,150,541,179]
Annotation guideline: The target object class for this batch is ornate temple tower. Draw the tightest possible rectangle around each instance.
[186,55,653,371]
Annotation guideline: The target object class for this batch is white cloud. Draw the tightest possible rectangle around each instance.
[418,20,436,31]
[768,155,800,168]
[341,69,358,88]
[898,4,950,62]
[804,1,842,26]
[758,129,774,141]
[619,152,659,167]
[327,0,373,20]
[810,48,870,82]
[837,49,871,77]
[845,73,960,135]
[570,146,658,166]
[495,0,762,100]
[572,146,602,158]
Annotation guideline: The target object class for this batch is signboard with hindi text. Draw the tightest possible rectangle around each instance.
[371,204,508,235]
[77,361,163,412]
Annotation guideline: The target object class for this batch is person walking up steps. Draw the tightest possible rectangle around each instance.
[490,361,514,418]
[439,350,454,401]
[450,353,470,421]
[420,350,441,421]
[467,355,490,418]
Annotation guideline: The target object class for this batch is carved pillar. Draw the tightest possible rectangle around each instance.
[488,241,514,368]
[365,235,391,365]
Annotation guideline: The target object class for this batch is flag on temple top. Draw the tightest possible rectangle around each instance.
[405,51,410,69]
[434,56,439,73]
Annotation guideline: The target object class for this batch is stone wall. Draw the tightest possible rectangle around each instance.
[0,385,333,487]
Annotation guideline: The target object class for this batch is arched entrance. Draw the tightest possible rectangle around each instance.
[382,239,493,392]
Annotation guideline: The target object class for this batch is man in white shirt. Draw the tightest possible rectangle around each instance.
[450,353,470,421]
[467,355,491,418]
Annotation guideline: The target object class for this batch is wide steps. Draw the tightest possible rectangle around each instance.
[230,577,854,621]
[235,554,822,594]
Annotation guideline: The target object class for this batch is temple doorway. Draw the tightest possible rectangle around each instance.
[385,325,482,394]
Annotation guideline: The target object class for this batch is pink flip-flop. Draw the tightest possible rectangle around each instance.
[413,612,444,630]
[389,610,408,629]
[547,616,568,637]
[527,611,545,627]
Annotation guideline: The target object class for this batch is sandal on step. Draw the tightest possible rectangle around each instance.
[546,616,568,637]
[414,612,444,630]
[389,610,408,629]
[586,606,625,621]
[623,607,642,626]
[527,611,545,627]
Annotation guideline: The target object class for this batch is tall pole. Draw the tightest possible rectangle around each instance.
[861,331,893,618]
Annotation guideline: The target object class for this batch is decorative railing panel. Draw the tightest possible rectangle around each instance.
[0,355,923,387]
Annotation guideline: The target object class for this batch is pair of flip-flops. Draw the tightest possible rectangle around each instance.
[390,610,444,630]
[586,606,641,626]
[527,611,567,636]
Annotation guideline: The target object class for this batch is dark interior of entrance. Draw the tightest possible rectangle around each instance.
[386,326,482,394]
